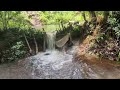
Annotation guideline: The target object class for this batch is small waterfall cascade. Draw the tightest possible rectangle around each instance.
[46,31,56,50]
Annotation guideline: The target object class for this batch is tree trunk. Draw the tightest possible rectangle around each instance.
[82,12,90,37]
[89,11,97,29]
[89,11,96,17]
[43,28,46,52]
[23,33,32,55]
[6,11,10,29]
[69,32,72,43]
[102,11,109,25]
[82,12,87,22]
[43,34,46,52]
[3,11,7,30]
[33,34,38,54]
[59,23,62,30]
[61,21,64,30]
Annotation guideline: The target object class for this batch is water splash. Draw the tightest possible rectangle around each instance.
[26,46,85,79]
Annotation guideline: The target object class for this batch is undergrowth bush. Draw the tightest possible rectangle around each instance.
[0,28,44,63]
[89,11,120,61]
[1,41,27,63]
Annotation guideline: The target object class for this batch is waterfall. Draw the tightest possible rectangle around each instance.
[46,31,56,50]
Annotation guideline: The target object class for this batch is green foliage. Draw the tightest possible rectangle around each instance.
[0,11,32,30]
[1,41,27,63]
[9,41,26,59]
[96,33,106,43]
[107,11,120,38]
[39,11,85,25]
[0,27,44,63]
[95,11,104,16]
[89,11,120,61]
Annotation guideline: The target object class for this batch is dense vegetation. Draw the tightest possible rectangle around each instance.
[0,11,44,63]
[0,11,120,64]
[89,11,120,61]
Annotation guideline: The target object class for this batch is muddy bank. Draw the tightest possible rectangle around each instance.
[75,49,120,79]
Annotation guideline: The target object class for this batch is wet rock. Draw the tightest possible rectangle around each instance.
[44,53,50,55]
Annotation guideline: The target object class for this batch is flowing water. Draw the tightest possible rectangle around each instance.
[25,32,101,79]
[46,32,56,50]
[25,32,120,79]
[0,31,120,79]
[25,32,83,79]
[26,46,84,79]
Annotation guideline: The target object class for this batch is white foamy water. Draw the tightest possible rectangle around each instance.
[25,45,106,79]
[32,50,73,70]
[46,32,56,50]
[26,46,85,79]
